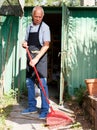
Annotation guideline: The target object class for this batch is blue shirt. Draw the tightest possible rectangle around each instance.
[25,21,51,46]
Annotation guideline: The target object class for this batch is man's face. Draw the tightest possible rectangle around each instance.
[32,10,43,25]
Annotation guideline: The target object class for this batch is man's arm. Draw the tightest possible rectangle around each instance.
[29,41,50,67]
[36,41,49,59]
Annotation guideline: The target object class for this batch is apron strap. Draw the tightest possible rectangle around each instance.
[38,22,42,32]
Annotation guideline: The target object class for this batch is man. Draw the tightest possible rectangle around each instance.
[22,6,51,119]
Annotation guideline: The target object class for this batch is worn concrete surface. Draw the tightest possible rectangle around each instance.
[5,85,91,130]
[5,96,73,130]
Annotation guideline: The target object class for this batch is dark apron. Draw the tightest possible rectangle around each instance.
[26,22,47,78]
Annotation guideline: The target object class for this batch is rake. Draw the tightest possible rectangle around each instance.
[26,47,73,127]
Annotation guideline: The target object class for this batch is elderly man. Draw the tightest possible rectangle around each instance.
[22,6,51,119]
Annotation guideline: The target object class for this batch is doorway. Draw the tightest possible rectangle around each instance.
[43,11,62,101]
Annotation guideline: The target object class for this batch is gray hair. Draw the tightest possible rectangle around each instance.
[32,6,44,16]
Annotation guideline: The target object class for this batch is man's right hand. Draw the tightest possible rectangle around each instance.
[22,41,28,49]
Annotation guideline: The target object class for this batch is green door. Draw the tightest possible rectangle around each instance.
[59,4,69,105]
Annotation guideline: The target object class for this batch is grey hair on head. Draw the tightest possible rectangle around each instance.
[32,6,44,16]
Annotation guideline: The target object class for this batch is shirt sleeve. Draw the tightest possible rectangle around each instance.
[43,26,51,42]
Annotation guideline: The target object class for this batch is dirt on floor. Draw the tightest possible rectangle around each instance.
[5,94,92,130]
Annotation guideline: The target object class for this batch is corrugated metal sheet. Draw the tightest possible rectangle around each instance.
[60,4,68,104]
[0,15,26,95]
[66,8,97,95]
[0,0,24,16]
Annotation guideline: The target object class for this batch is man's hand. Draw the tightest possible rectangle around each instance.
[22,41,28,49]
[29,57,39,67]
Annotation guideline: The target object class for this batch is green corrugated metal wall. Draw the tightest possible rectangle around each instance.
[66,8,97,95]
[0,15,26,94]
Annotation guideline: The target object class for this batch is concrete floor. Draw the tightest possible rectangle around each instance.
[5,83,74,130]
[5,82,92,130]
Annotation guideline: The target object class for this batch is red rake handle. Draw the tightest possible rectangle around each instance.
[26,47,50,105]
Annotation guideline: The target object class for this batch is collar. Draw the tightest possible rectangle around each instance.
[30,22,40,28]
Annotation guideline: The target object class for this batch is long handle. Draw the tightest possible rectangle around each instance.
[26,47,50,105]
